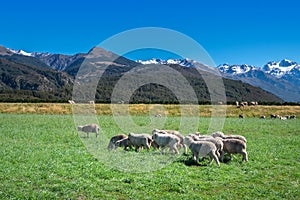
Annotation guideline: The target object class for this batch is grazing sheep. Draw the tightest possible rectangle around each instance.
[115,138,133,151]
[128,133,152,152]
[260,115,266,119]
[193,137,223,158]
[183,137,220,166]
[107,134,128,150]
[68,100,75,104]
[152,132,181,154]
[280,116,287,120]
[239,114,244,118]
[221,139,248,162]
[77,124,99,138]
[152,129,187,154]
[155,114,162,118]
[211,131,247,143]
[290,115,296,119]
[270,114,277,119]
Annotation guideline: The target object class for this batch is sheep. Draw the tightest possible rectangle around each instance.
[239,114,244,118]
[152,132,180,154]
[183,136,220,166]
[241,101,248,106]
[221,139,248,162]
[77,124,99,138]
[260,115,266,119]
[270,114,277,119]
[128,133,152,152]
[68,100,75,104]
[280,116,287,120]
[115,138,133,151]
[211,131,247,143]
[152,129,187,154]
[155,114,162,118]
[250,101,258,106]
[290,115,296,119]
[192,136,223,158]
[107,134,128,150]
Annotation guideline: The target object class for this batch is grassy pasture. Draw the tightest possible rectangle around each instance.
[0,113,299,199]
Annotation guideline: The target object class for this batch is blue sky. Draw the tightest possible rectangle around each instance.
[1,0,299,67]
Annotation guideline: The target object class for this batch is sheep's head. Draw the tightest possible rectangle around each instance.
[152,133,158,140]
[152,129,159,135]
[77,126,83,131]
[183,136,193,146]
[107,141,115,150]
[115,141,121,148]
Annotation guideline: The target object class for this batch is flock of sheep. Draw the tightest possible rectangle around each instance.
[77,124,248,166]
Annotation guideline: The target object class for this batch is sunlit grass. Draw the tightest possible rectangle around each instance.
[0,113,299,199]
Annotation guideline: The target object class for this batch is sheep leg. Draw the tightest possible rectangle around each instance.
[220,151,225,162]
[194,154,200,165]
[86,132,89,138]
[215,150,220,158]
[171,143,179,154]
[183,144,188,155]
[242,151,248,162]
[161,147,166,155]
[210,152,220,166]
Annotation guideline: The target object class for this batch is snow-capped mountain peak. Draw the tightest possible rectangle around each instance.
[263,59,298,78]
[8,48,33,57]
[136,58,197,68]
[218,63,256,75]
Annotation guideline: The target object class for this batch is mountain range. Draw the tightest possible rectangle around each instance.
[0,45,287,103]
[137,58,300,103]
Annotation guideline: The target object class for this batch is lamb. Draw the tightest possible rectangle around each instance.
[152,129,187,154]
[128,133,152,152]
[115,138,132,151]
[221,139,248,162]
[107,134,128,150]
[152,132,180,154]
[183,136,220,166]
[211,131,247,143]
[77,123,99,138]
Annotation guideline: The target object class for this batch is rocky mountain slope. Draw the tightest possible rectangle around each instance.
[0,45,283,103]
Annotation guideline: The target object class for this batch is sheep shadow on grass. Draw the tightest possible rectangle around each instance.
[177,156,212,167]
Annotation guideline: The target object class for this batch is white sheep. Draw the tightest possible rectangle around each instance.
[183,136,220,166]
[128,133,152,152]
[152,132,180,154]
[107,134,128,150]
[152,129,187,154]
[221,139,248,162]
[211,131,247,143]
[192,136,223,158]
[77,124,99,138]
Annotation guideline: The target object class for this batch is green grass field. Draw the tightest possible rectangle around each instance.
[0,113,299,199]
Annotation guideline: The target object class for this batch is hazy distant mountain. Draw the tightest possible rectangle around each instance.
[0,45,283,103]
